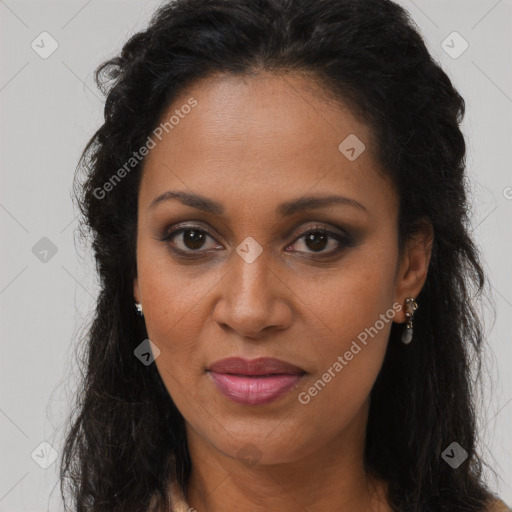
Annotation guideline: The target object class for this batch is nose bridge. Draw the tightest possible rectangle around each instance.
[213,239,288,337]
[230,241,273,307]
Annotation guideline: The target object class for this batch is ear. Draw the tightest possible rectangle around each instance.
[393,219,434,323]
[133,276,140,303]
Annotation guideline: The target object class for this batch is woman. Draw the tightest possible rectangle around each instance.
[60,0,510,511]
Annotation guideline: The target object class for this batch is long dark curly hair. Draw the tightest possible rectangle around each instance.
[60,0,499,510]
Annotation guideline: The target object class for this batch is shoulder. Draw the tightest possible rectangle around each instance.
[486,498,512,512]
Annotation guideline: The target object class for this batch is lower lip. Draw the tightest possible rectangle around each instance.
[208,372,304,405]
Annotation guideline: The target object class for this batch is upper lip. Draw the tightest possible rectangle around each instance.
[207,357,306,376]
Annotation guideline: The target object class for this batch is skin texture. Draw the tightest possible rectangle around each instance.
[133,71,433,512]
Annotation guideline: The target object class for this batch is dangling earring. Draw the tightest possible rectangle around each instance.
[401,297,418,344]
[134,302,144,317]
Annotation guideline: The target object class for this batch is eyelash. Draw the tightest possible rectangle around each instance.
[159,223,354,259]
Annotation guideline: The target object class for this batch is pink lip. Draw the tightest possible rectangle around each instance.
[209,373,304,405]
[207,357,306,405]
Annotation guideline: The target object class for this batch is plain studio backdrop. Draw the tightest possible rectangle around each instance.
[0,0,511,510]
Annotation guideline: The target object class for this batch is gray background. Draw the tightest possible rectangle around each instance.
[0,0,511,510]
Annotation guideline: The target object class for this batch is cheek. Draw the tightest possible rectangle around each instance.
[137,236,222,329]
[294,234,398,353]
[292,237,398,413]
[135,243,213,373]
[291,292,394,457]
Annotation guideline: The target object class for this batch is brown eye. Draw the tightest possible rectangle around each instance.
[161,226,222,254]
[181,229,207,250]
[287,227,354,256]
[303,231,329,252]
[160,223,354,260]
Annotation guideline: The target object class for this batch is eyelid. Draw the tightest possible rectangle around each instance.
[287,223,350,243]
[160,221,354,256]
[161,220,349,242]
[166,222,214,237]
[161,223,221,246]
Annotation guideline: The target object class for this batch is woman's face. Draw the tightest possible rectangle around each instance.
[134,71,429,466]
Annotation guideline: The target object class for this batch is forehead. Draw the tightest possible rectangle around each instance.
[139,71,396,220]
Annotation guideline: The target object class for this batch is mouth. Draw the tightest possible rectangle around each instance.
[206,357,306,405]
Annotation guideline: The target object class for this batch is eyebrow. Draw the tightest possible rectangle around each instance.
[148,190,367,215]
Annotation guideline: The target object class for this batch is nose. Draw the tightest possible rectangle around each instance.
[212,249,293,340]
